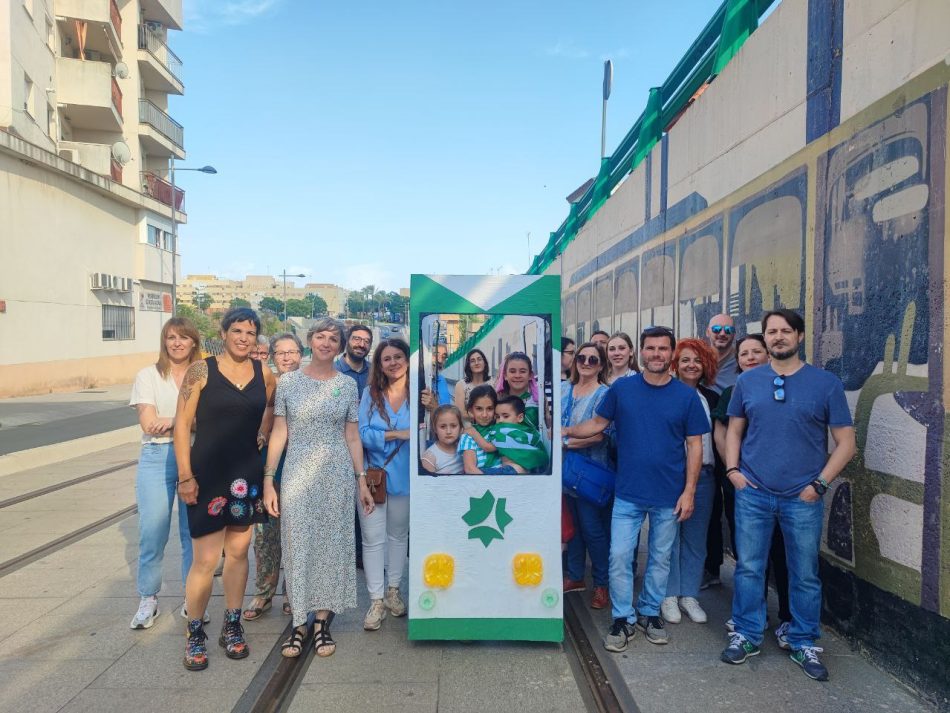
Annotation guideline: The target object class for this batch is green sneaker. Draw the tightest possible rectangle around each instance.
[790,646,829,681]
[720,632,760,664]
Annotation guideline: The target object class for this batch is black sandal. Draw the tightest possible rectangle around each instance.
[281,625,308,658]
[313,617,336,658]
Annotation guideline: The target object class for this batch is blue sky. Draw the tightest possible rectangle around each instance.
[174,0,723,291]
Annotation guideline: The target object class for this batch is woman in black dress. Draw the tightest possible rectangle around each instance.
[174,307,276,671]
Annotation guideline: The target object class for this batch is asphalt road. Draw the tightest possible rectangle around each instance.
[0,399,137,456]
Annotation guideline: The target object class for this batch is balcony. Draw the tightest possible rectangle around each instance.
[55,0,122,59]
[141,171,185,212]
[137,25,184,95]
[139,99,185,158]
[57,140,123,182]
[56,57,123,131]
[140,0,183,31]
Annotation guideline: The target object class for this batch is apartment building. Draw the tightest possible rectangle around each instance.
[179,275,351,318]
[0,0,190,396]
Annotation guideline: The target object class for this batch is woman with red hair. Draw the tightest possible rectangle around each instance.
[661,338,720,626]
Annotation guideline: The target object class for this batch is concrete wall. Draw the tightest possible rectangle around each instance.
[557,0,950,701]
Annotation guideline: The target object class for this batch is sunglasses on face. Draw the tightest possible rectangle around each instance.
[575,354,601,366]
[773,375,785,402]
[711,325,735,335]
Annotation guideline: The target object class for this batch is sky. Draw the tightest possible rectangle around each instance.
[173,0,725,292]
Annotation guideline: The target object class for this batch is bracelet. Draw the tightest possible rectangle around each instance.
[263,474,275,480]
[725,467,741,476]
[263,468,277,478]
[355,471,367,480]
[177,477,195,486]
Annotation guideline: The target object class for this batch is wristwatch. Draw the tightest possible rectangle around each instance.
[810,478,829,496]
[355,470,367,480]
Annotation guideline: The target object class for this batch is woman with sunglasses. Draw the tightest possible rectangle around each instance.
[710,333,792,647]
[605,332,638,384]
[561,343,613,610]
[662,338,719,625]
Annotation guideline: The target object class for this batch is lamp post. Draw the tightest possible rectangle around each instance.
[280,270,306,325]
[169,159,217,316]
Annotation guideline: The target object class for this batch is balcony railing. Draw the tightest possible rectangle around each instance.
[111,77,123,118]
[111,158,123,182]
[142,171,185,211]
[137,25,183,85]
[110,0,122,36]
[139,99,183,150]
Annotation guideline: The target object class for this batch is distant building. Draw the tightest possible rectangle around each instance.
[0,0,192,397]
[179,275,350,317]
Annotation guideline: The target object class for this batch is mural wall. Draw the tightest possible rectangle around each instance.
[561,72,949,625]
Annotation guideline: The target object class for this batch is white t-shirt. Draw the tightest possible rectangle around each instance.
[422,443,463,474]
[130,365,181,444]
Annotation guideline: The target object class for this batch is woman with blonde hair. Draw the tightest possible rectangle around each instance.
[129,317,204,630]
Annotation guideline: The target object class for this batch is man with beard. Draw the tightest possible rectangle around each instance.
[334,325,373,398]
[706,314,738,393]
[721,309,855,681]
[564,326,709,652]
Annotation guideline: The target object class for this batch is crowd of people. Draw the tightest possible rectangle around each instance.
[128,305,854,682]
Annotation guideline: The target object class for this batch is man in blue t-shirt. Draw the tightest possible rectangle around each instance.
[564,326,709,652]
[721,309,855,682]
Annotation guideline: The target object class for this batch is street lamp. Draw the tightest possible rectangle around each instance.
[280,270,306,324]
[169,159,217,316]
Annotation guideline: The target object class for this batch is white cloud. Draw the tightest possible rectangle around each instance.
[338,262,397,293]
[544,40,590,60]
[185,0,282,31]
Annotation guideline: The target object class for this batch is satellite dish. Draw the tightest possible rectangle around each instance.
[113,62,129,79]
[111,141,132,165]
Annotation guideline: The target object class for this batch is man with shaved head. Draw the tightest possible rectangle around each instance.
[706,314,737,393]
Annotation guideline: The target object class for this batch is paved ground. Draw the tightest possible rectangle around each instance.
[0,385,137,455]
[0,443,938,713]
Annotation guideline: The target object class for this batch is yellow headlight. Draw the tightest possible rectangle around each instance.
[512,553,543,587]
[423,553,455,589]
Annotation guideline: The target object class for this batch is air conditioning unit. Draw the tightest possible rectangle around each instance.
[59,148,78,163]
[102,274,112,289]
[90,273,103,289]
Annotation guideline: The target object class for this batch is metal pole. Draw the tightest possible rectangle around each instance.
[170,157,177,316]
[282,271,287,324]
[600,98,607,159]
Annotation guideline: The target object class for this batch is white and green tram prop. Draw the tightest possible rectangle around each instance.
[408,274,563,641]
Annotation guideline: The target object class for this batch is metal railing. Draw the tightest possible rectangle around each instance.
[111,77,123,118]
[141,171,185,211]
[137,25,183,85]
[138,99,184,150]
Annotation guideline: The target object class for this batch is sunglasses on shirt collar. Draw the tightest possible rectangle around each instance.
[773,375,786,402]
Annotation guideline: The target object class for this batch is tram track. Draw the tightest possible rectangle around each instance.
[0,503,138,578]
[0,459,138,510]
[232,620,317,713]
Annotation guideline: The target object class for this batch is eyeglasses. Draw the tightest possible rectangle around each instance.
[563,349,576,356]
[773,375,785,402]
[710,325,735,335]
[575,354,601,366]
[274,350,301,358]
[350,336,371,345]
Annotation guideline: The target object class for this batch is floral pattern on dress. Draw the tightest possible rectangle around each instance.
[208,496,227,516]
[249,484,260,498]
[229,501,247,518]
[231,479,249,499]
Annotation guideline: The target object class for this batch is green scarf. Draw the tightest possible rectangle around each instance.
[484,422,548,471]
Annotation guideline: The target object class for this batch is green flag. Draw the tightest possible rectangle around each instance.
[485,423,549,471]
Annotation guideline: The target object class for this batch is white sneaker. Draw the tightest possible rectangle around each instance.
[363,599,387,631]
[180,602,211,624]
[661,596,681,624]
[130,596,159,629]
[679,597,707,623]
[774,621,791,650]
[384,587,407,617]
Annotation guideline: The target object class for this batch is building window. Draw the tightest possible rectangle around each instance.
[147,225,172,249]
[23,74,34,117]
[102,305,135,340]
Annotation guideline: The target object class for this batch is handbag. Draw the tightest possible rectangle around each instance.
[561,386,615,507]
[365,440,404,504]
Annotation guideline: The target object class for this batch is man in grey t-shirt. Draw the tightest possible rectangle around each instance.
[706,314,737,393]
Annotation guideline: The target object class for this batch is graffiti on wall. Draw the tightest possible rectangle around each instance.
[561,83,948,617]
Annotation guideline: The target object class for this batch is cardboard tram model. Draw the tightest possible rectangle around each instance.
[408,274,563,642]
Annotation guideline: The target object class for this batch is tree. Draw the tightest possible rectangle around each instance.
[347,293,366,318]
[285,298,312,317]
[259,296,284,314]
[229,298,251,309]
[306,293,328,317]
[193,292,212,312]
[388,292,408,322]
[176,302,217,340]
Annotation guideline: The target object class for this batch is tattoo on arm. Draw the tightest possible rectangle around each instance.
[180,361,208,402]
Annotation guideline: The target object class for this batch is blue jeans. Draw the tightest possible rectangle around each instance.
[732,484,823,647]
[135,443,193,596]
[565,495,611,586]
[667,465,715,598]
[609,496,679,621]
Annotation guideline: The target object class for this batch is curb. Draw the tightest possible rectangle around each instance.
[0,426,141,478]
